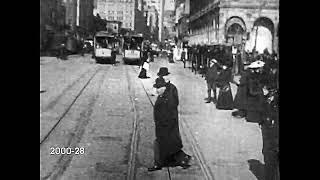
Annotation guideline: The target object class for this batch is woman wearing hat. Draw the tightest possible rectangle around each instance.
[148,68,191,171]
[245,61,266,124]
[216,65,234,110]
[138,58,150,79]
[232,64,250,118]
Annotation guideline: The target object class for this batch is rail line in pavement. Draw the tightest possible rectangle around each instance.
[41,65,109,180]
[125,65,140,180]
[40,66,102,146]
[130,65,215,180]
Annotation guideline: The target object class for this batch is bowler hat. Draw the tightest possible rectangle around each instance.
[153,77,167,88]
[157,67,170,76]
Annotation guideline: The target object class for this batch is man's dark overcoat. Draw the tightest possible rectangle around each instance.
[153,82,183,165]
[205,64,219,83]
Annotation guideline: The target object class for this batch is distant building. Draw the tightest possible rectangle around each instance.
[40,0,66,50]
[64,0,93,32]
[106,21,122,34]
[187,0,279,53]
[96,0,135,30]
[175,0,189,42]
[40,0,94,51]
[144,0,161,15]
[145,5,159,41]
[79,0,94,32]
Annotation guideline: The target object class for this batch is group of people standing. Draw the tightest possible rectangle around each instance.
[205,48,279,179]
[205,58,234,110]
[204,47,279,128]
[232,49,279,127]
[141,45,279,179]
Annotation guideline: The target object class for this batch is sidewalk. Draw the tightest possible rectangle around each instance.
[139,57,264,180]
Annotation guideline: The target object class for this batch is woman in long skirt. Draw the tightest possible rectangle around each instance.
[216,65,233,110]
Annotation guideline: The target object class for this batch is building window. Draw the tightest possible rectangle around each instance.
[108,16,114,20]
[117,11,123,15]
[117,16,123,21]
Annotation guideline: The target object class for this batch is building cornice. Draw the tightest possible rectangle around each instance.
[189,1,279,23]
[220,2,279,10]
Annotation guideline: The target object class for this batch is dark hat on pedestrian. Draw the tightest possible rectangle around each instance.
[157,67,170,76]
[153,77,167,88]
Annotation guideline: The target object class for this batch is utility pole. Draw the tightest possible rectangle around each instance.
[76,0,80,26]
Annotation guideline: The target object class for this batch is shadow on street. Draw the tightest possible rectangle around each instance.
[248,159,265,180]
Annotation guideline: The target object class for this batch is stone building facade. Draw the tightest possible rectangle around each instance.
[145,5,159,41]
[187,0,279,54]
[95,0,135,30]
[40,0,66,51]
[79,0,94,32]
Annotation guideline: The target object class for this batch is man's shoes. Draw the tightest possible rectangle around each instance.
[181,164,191,169]
[147,165,162,172]
[232,110,246,118]
[178,160,191,169]
[185,155,192,162]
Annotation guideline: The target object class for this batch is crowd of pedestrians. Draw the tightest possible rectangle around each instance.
[141,42,279,179]
[193,44,279,180]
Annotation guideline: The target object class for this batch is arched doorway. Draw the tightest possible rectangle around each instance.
[225,16,246,45]
[249,17,274,54]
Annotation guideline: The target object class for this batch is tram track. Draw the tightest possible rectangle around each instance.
[125,65,140,180]
[40,65,109,180]
[40,66,101,145]
[130,65,215,180]
[41,67,94,113]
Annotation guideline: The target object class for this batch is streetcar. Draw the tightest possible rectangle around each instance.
[122,34,144,64]
[93,31,117,64]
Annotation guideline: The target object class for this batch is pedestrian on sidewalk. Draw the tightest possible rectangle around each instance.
[245,60,266,125]
[216,65,234,110]
[138,59,150,79]
[148,67,191,172]
[204,59,219,103]
[232,62,250,118]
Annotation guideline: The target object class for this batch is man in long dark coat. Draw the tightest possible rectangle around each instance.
[148,67,191,171]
